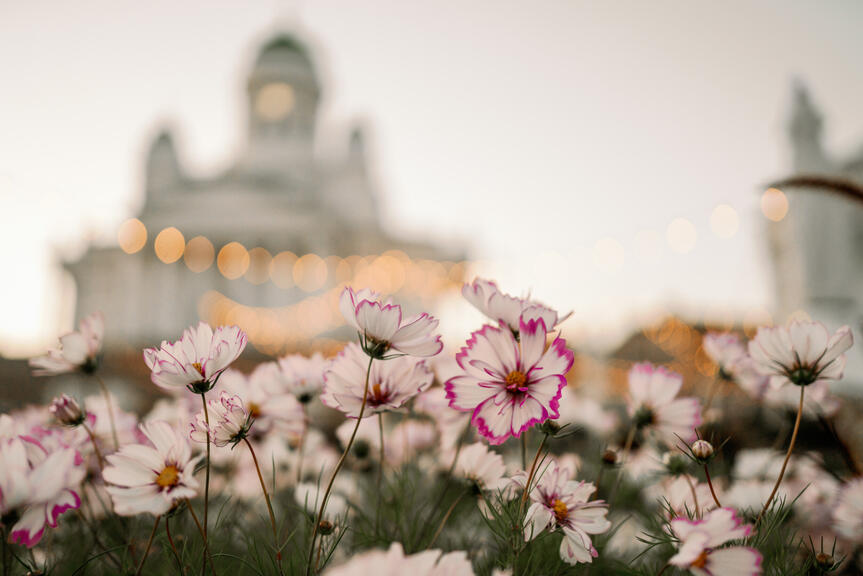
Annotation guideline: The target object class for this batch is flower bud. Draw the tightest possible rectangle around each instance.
[601,449,618,466]
[318,520,335,535]
[814,552,835,570]
[691,440,715,462]
[50,394,86,427]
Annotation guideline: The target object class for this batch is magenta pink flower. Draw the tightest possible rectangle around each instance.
[339,286,443,358]
[462,278,570,334]
[627,363,701,444]
[445,317,573,445]
[668,508,761,575]
[143,322,247,393]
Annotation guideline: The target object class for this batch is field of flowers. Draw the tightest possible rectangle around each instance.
[1,279,860,575]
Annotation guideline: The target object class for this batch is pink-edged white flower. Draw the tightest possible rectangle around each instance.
[276,352,328,403]
[702,332,747,379]
[339,286,443,358]
[668,508,762,576]
[322,343,434,418]
[29,312,104,375]
[143,322,247,393]
[462,277,571,334]
[748,321,853,388]
[103,420,202,516]
[220,366,305,439]
[833,478,863,542]
[522,460,611,565]
[0,436,85,547]
[454,442,508,493]
[445,317,573,445]
[627,363,702,445]
[189,391,253,448]
[324,542,474,576]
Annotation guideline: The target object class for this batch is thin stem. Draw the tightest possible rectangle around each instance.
[657,564,670,576]
[134,515,161,576]
[704,464,722,508]
[199,392,211,568]
[683,474,700,517]
[186,500,218,576]
[82,422,106,471]
[244,437,283,573]
[376,412,385,531]
[95,374,120,450]
[75,508,122,569]
[515,433,549,575]
[608,425,637,507]
[755,385,805,528]
[166,515,185,575]
[306,355,374,576]
[426,491,466,549]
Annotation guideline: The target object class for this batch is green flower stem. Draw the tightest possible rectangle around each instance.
[133,515,160,576]
[244,437,283,574]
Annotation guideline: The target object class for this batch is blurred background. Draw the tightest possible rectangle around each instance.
[2,0,863,410]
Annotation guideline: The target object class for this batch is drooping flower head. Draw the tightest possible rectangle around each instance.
[220,365,305,440]
[143,322,247,393]
[748,321,853,388]
[322,343,434,418]
[446,317,573,445]
[276,352,328,403]
[339,286,443,359]
[627,363,702,445]
[462,278,571,335]
[668,508,762,576]
[189,391,253,448]
[702,332,747,380]
[0,435,85,547]
[522,460,611,565]
[29,312,104,376]
[103,420,202,516]
[324,542,474,576]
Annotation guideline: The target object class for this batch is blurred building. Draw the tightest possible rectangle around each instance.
[767,83,863,390]
[66,33,464,356]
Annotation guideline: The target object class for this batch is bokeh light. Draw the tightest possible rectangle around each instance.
[761,188,789,222]
[217,242,250,279]
[270,251,297,288]
[255,82,295,122]
[117,218,147,254]
[154,227,185,263]
[293,254,328,292]
[184,236,215,273]
[592,237,625,273]
[709,204,739,238]
[245,247,273,285]
[666,218,697,254]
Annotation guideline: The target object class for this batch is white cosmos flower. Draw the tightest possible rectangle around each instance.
[627,363,702,445]
[462,277,571,334]
[103,420,202,516]
[324,542,474,576]
[668,508,762,576]
[189,391,253,448]
[29,312,104,376]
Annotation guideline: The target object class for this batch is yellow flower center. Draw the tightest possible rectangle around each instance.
[156,465,180,489]
[192,362,204,376]
[505,370,527,390]
[691,551,708,568]
[248,402,262,419]
[552,499,568,523]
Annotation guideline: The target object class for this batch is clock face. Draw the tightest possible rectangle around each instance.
[255,82,295,122]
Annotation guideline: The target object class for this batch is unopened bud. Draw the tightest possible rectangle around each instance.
[539,419,561,436]
[50,395,85,427]
[318,520,334,535]
[691,440,714,462]
[814,552,835,569]
[601,449,618,466]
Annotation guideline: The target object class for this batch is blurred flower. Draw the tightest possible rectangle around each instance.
[386,419,436,466]
[834,478,863,542]
[554,387,619,438]
[143,322,246,393]
[0,436,85,548]
[295,482,347,521]
[221,366,305,440]
[627,363,701,445]
[522,460,610,565]
[324,542,474,576]
[335,417,380,464]
[445,317,573,445]
[462,277,571,334]
[748,322,852,388]
[29,312,104,376]
[454,443,507,493]
[415,386,470,451]
[190,391,253,448]
[668,508,761,575]
[276,352,328,403]
[650,474,717,518]
[339,286,443,358]
[322,343,433,418]
[702,332,747,379]
[49,395,86,427]
[103,420,201,516]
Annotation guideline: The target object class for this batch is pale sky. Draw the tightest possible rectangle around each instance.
[1,0,862,356]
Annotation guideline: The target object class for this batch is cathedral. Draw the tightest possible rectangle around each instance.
[66,33,464,356]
